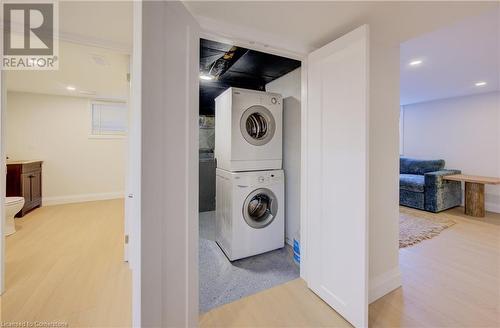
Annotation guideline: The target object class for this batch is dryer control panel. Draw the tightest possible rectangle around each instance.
[265,95,282,106]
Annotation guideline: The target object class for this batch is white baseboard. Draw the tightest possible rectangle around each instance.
[460,199,500,214]
[43,192,124,206]
[462,192,500,214]
[369,266,402,303]
[485,202,500,214]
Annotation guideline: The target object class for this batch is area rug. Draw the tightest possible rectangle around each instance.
[399,211,456,248]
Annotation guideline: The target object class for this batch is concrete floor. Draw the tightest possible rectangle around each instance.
[199,211,299,313]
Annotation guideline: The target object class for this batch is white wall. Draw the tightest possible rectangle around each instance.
[269,18,403,304]
[366,2,498,303]
[6,91,126,205]
[261,18,402,305]
[402,91,500,213]
[266,68,301,246]
[141,1,199,326]
[363,12,401,304]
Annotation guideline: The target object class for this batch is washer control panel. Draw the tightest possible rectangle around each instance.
[231,170,284,186]
[255,171,283,184]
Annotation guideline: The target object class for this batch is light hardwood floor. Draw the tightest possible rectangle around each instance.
[1,199,131,327]
[201,207,500,327]
[200,278,352,327]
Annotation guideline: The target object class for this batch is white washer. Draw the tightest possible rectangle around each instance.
[216,168,284,261]
[215,87,282,172]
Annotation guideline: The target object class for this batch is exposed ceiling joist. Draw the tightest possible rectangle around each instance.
[199,38,301,116]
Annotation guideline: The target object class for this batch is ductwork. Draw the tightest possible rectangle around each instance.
[203,46,248,79]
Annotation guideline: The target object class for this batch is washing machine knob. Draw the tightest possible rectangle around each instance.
[258,176,265,183]
[271,97,277,104]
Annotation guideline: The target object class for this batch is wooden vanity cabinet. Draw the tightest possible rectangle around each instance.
[7,161,43,217]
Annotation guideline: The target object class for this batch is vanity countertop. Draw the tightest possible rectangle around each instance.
[6,160,43,165]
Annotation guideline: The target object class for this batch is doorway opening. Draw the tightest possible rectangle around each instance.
[396,7,500,327]
[0,1,136,325]
[398,7,499,241]
[198,38,302,313]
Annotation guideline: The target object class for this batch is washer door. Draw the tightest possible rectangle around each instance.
[240,105,276,146]
[242,188,278,229]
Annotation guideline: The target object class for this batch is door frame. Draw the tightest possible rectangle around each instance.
[130,1,142,326]
[199,29,311,282]
[199,24,371,326]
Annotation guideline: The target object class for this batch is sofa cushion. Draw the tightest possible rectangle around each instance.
[400,157,445,175]
[400,174,425,192]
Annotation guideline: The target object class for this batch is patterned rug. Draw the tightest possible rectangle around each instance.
[399,210,456,248]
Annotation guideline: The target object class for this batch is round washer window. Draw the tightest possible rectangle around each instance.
[240,105,276,146]
[242,188,278,229]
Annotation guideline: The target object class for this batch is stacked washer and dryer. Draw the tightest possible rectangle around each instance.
[215,87,285,261]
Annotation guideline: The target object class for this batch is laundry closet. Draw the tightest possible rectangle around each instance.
[198,38,301,312]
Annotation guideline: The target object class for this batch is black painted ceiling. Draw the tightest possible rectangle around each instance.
[200,38,301,116]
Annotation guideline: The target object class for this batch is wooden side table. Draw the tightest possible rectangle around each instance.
[443,174,500,217]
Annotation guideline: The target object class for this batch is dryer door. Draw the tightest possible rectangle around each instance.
[242,188,278,229]
[240,105,276,146]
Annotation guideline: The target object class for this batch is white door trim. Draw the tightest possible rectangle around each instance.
[130,1,142,326]
[0,70,5,295]
[299,60,309,282]
[197,16,309,61]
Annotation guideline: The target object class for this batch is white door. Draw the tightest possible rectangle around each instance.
[304,25,369,327]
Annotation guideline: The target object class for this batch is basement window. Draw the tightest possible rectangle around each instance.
[90,101,128,137]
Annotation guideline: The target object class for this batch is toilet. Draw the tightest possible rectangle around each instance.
[5,197,24,236]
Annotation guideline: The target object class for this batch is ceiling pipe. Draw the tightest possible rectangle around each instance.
[203,46,248,79]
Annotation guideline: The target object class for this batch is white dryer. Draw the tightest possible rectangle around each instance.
[215,87,282,172]
[216,168,285,261]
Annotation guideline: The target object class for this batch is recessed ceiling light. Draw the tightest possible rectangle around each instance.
[199,73,214,81]
[409,60,423,66]
[475,81,487,87]
[79,90,97,96]
[66,86,76,91]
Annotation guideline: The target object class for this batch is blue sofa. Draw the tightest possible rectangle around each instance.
[400,157,462,212]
